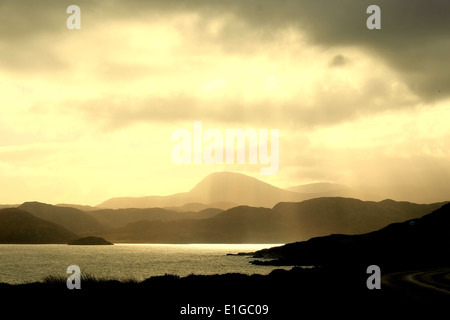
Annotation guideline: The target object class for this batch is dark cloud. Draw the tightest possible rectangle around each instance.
[329,55,348,67]
[2,0,448,101]
[216,0,450,102]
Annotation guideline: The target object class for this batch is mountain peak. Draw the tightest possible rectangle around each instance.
[98,171,306,209]
[188,172,303,207]
[190,172,274,192]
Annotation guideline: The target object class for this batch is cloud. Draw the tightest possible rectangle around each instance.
[218,0,450,101]
[329,55,348,67]
[1,0,449,204]
[3,0,449,97]
[1,0,445,117]
[64,48,417,130]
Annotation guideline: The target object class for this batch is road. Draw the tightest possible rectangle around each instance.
[381,267,450,302]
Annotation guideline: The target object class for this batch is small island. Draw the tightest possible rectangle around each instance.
[68,236,113,245]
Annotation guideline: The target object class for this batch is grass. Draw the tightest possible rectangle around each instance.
[42,273,140,285]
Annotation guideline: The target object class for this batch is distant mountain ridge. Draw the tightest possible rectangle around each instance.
[97,172,450,210]
[285,183,377,201]
[86,207,222,229]
[270,198,446,240]
[19,202,104,235]
[98,172,306,209]
[0,198,447,244]
[0,204,19,209]
[99,198,447,243]
[164,202,237,212]
[0,208,77,244]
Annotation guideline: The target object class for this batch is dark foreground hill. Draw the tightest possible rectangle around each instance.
[1,266,447,319]
[0,208,78,243]
[251,203,450,270]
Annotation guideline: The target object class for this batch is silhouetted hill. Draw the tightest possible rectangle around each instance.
[87,207,222,229]
[164,201,236,212]
[101,206,279,243]
[252,203,450,269]
[2,266,427,319]
[360,184,450,204]
[286,183,377,200]
[97,171,450,210]
[0,204,18,209]
[286,182,348,193]
[56,203,98,211]
[100,198,446,243]
[6,198,446,244]
[0,208,78,243]
[271,197,446,241]
[287,182,450,203]
[18,202,104,235]
[187,172,304,207]
[98,172,306,209]
[68,236,113,245]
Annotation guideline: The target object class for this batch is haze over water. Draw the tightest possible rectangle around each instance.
[0,244,286,284]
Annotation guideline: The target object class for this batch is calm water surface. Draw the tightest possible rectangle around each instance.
[0,244,287,284]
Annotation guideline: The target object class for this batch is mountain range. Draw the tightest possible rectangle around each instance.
[96,198,446,243]
[97,172,450,209]
[19,202,104,235]
[0,199,446,244]
[1,172,449,244]
[98,172,305,209]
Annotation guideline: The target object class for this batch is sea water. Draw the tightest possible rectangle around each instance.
[0,243,287,284]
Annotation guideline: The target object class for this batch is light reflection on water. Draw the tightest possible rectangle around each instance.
[0,244,288,284]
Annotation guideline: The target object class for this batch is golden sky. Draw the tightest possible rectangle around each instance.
[0,0,449,205]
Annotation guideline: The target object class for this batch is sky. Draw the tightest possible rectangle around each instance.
[0,0,449,205]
